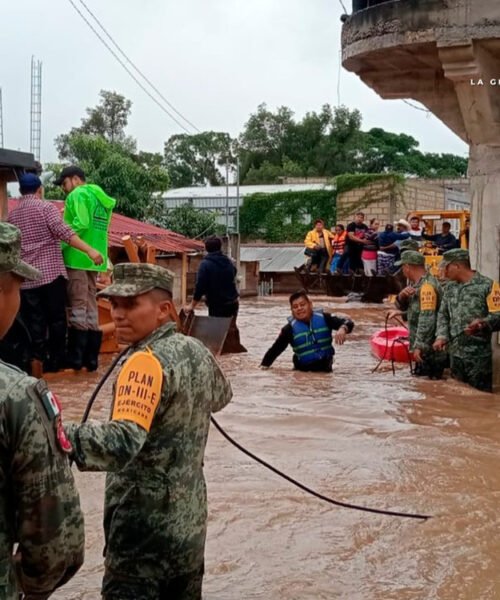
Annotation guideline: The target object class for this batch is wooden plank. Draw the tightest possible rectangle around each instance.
[0,176,8,221]
[122,235,140,262]
[181,253,188,305]
[146,244,157,264]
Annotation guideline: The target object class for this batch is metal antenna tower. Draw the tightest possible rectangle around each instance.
[30,56,42,160]
[0,88,4,148]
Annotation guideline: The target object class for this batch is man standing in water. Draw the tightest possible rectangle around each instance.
[389,251,446,379]
[0,223,84,599]
[260,290,354,372]
[185,236,239,319]
[433,249,500,392]
[65,262,233,599]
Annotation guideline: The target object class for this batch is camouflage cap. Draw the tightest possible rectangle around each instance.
[97,262,174,297]
[0,222,41,281]
[399,238,420,252]
[395,250,425,267]
[439,248,470,267]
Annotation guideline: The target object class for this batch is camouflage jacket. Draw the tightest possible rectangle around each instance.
[395,272,442,352]
[436,272,500,357]
[0,362,84,599]
[66,322,232,581]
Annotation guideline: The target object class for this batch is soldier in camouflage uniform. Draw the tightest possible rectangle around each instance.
[389,251,446,378]
[0,222,84,600]
[398,238,420,254]
[65,262,233,600]
[434,249,500,392]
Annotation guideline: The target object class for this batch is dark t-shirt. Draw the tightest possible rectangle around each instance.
[346,222,368,251]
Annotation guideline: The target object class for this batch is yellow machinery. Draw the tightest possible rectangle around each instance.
[408,210,470,275]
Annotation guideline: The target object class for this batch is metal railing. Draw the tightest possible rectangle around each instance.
[352,0,396,11]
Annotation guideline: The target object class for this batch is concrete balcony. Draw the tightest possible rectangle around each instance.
[342,0,500,145]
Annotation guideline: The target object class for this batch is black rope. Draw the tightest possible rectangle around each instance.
[371,314,390,373]
[210,416,430,521]
[390,337,413,376]
[80,344,432,522]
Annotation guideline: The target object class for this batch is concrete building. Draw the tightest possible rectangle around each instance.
[341,0,500,386]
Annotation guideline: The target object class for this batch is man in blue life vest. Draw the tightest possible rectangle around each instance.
[260,290,354,372]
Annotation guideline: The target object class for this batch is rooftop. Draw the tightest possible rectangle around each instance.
[0,149,39,182]
[241,245,305,273]
[165,183,334,199]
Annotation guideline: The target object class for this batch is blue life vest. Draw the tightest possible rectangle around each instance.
[288,311,334,365]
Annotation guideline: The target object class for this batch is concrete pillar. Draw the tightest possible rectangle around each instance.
[468,145,500,388]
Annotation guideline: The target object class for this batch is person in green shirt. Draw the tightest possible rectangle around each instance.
[54,166,116,371]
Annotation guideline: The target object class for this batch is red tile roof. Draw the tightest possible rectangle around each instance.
[7,199,203,254]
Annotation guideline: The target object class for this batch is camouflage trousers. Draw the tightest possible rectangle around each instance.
[101,564,204,600]
[412,350,447,380]
[450,353,492,393]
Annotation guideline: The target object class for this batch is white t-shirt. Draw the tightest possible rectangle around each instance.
[408,228,423,241]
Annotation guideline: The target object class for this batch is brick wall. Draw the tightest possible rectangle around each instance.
[336,178,469,226]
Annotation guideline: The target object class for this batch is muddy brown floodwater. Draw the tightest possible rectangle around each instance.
[50,296,500,600]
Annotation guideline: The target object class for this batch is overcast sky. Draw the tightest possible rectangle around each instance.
[1,0,468,165]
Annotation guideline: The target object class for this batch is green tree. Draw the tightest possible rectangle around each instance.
[156,204,222,239]
[238,103,295,180]
[238,103,364,182]
[56,90,136,159]
[236,103,467,182]
[164,131,234,188]
[357,128,468,177]
[48,133,169,221]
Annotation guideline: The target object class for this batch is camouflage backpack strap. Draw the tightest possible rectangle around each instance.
[111,347,164,432]
[26,379,73,455]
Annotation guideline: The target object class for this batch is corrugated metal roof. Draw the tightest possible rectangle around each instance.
[241,245,305,273]
[165,183,334,199]
[7,199,203,254]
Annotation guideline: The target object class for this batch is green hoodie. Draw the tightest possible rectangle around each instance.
[62,184,116,272]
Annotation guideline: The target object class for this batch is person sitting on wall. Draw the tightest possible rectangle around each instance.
[260,290,354,372]
[377,222,410,275]
[185,236,239,318]
[329,224,348,274]
[303,219,333,273]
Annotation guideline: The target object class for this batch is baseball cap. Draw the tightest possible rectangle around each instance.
[395,251,425,267]
[0,222,41,281]
[98,263,174,297]
[394,219,410,228]
[19,173,42,194]
[439,248,470,267]
[53,165,86,186]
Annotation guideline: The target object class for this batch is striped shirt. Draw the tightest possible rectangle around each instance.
[8,196,74,289]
